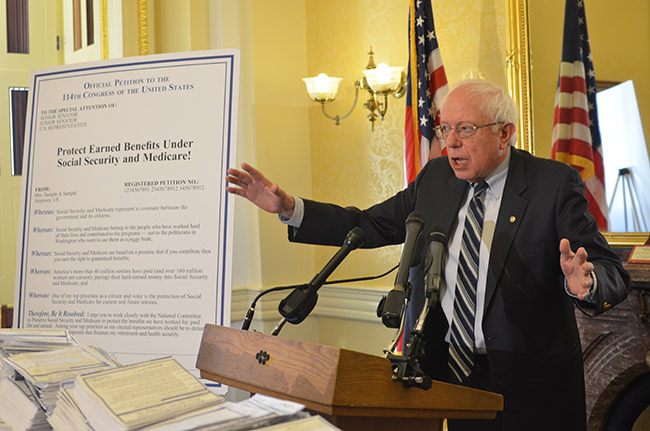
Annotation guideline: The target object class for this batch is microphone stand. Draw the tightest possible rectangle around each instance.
[385,227,446,390]
[384,293,433,390]
[382,277,432,389]
[271,317,288,336]
[382,280,412,355]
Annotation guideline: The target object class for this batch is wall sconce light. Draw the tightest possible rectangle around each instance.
[302,47,406,130]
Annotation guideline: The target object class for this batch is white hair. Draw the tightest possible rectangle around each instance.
[447,79,519,146]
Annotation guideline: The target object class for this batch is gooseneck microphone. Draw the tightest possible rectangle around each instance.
[306,227,366,291]
[273,227,366,333]
[380,211,424,328]
[412,225,447,334]
[424,228,447,297]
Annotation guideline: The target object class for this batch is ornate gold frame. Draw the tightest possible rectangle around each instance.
[507,0,649,247]
[138,0,149,55]
[506,0,533,155]
[100,0,108,59]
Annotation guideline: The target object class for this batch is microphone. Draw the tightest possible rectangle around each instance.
[241,307,255,331]
[309,227,366,290]
[411,225,447,335]
[424,226,447,298]
[241,283,304,330]
[278,227,366,325]
[380,211,424,328]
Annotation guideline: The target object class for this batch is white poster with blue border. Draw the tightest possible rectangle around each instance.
[14,50,239,392]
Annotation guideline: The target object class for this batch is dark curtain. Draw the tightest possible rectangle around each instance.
[10,87,28,176]
[6,0,29,53]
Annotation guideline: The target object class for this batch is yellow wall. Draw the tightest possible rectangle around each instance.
[304,0,407,286]
[156,0,318,292]
[153,0,210,53]
[248,0,316,288]
[530,0,650,160]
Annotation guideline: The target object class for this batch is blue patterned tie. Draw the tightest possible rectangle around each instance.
[449,181,488,381]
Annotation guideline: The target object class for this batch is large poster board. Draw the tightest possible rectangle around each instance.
[14,50,239,385]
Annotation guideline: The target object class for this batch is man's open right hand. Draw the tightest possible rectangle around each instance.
[226,163,295,219]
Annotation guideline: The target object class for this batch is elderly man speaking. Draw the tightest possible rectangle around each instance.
[226,80,629,431]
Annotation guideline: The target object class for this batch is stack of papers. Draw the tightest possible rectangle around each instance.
[49,356,223,431]
[0,329,78,357]
[0,378,50,431]
[0,329,80,431]
[48,357,323,431]
[2,345,120,412]
[0,344,120,431]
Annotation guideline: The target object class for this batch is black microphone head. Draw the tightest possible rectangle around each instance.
[402,211,425,267]
[426,225,447,249]
[406,211,425,227]
[344,227,366,250]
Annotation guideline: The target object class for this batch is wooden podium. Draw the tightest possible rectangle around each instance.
[196,324,503,431]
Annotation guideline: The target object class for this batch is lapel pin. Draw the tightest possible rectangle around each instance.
[509,216,516,223]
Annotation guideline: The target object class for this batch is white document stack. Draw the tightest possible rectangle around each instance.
[0,329,120,431]
[0,329,78,357]
[1,345,120,412]
[49,356,222,431]
[0,378,50,431]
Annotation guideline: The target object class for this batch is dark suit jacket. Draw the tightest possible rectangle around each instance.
[289,148,629,430]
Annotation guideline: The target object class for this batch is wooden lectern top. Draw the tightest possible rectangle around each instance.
[196,323,502,423]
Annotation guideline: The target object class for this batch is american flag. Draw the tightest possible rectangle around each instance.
[398,0,448,355]
[404,0,448,184]
[552,0,609,230]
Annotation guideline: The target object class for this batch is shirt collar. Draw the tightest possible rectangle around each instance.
[470,149,510,199]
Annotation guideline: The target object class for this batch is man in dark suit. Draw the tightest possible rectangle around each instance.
[226,80,629,430]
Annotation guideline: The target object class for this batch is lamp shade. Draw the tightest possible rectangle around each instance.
[362,63,404,93]
[302,73,342,102]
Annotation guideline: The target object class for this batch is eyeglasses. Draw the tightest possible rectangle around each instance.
[434,122,504,139]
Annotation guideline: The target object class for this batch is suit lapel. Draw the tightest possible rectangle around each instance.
[484,148,529,312]
[417,161,469,237]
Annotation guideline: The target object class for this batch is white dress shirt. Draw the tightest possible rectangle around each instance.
[440,152,510,352]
